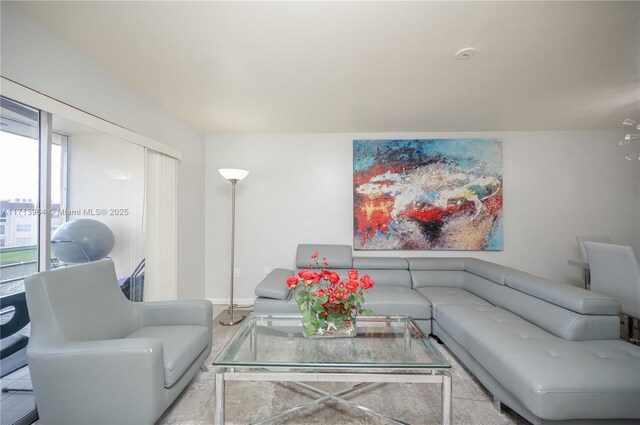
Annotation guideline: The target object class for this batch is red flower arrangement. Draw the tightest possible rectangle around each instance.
[286,251,375,337]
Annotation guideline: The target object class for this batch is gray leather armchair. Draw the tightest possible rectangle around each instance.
[24,259,212,425]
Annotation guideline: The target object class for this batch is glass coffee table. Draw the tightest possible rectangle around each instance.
[213,314,452,425]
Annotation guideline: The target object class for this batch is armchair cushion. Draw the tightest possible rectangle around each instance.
[136,299,213,327]
[126,325,209,388]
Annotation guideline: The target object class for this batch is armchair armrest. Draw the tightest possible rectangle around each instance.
[27,338,166,424]
[136,299,213,327]
[255,268,294,300]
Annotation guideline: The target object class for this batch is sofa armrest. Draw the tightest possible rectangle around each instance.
[27,338,166,424]
[136,299,213,327]
[255,268,294,300]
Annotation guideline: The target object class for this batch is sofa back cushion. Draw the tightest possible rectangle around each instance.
[461,273,503,304]
[505,273,621,315]
[353,257,408,270]
[406,257,467,271]
[464,258,523,285]
[362,269,412,287]
[493,285,619,340]
[410,271,465,289]
[296,244,352,269]
[294,268,411,288]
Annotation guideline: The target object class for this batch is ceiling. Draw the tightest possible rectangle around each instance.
[9,1,640,134]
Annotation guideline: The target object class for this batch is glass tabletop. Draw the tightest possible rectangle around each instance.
[213,314,451,370]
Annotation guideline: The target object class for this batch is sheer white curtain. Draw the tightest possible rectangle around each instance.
[66,132,145,280]
[144,149,178,301]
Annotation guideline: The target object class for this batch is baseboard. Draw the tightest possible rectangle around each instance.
[208,297,255,306]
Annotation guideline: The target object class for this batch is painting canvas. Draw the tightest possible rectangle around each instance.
[353,139,503,251]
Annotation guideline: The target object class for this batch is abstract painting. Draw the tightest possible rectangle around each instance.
[353,139,503,251]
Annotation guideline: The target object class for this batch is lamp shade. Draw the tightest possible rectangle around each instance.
[218,168,249,181]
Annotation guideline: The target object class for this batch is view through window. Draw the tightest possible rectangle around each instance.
[0,98,40,299]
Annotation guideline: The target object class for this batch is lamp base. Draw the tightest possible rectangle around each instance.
[218,310,245,326]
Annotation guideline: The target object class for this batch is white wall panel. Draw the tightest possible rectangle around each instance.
[205,131,640,301]
[1,4,205,298]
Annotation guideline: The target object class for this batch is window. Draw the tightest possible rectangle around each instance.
[0,90,174,425]
[1,97,146,292]
[0,224,4,234]
[1,98,39,297]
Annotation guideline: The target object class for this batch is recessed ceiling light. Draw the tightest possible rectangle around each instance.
[455,47,478,60]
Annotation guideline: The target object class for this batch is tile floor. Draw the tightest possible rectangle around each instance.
[22,305,637,424]
[0,365,36,425]
[158,308,531,425]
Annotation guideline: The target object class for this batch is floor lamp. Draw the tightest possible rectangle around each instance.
[218,168,249,326]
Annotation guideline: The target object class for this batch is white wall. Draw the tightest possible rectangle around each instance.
[1,4,206,298]
[205,131,640,302]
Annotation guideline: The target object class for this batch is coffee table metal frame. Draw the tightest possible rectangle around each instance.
[213,314,452,425]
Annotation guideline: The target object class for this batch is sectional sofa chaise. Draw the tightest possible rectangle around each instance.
[254,244,640,425]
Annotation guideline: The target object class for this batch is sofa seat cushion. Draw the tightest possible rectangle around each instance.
[255,286,431,320]
[436,304,548,353]
[436,304,640,419]
[415,287,491,319]
[363,286,431,320]
[126,325,209,388]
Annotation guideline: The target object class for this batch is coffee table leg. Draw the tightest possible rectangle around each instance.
[441,371,452,425]
[251,325,257,360]
[404,322,411,362]
[215,369,225,425]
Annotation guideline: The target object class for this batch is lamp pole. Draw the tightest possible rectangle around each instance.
[220,179,243,325]
[218,168,249,326]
